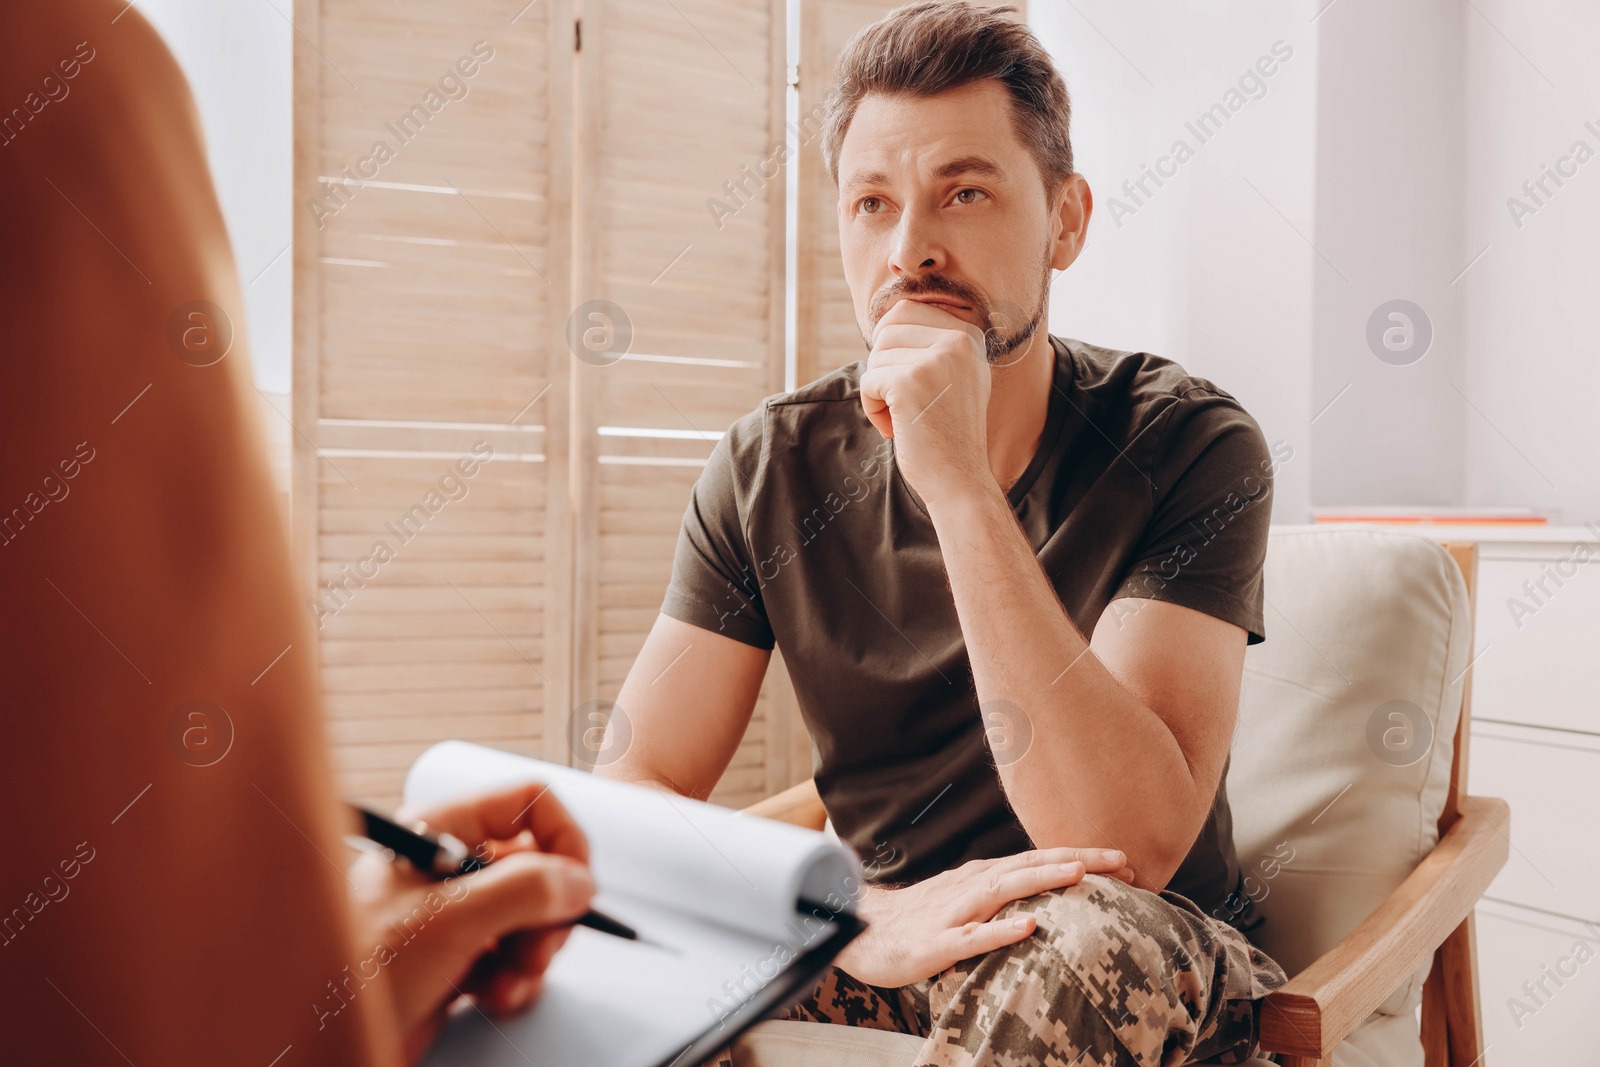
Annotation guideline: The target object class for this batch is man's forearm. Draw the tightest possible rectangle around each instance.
[924,484,1208,887]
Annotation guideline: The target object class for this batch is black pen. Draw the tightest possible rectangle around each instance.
[349,802,643,944]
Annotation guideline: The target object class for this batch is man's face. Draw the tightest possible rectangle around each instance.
[836,80,1064,365]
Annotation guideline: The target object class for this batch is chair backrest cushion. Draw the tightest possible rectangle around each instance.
[1226,525,1471,1017]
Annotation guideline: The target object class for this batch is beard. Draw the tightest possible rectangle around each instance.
[863,244,1053,366]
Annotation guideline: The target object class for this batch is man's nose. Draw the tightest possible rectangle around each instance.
[887,206,945,278]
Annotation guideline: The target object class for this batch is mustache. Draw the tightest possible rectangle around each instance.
[868,275,987,321]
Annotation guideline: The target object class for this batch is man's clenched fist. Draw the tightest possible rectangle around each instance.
[859,298,993,506]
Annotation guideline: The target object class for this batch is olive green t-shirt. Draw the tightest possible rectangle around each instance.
[661,335,1280,931]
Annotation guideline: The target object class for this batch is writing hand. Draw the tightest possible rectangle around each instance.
[346,783,595,1063]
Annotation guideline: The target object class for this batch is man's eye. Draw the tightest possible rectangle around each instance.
[954,188,987,205]
[857,197,883,216]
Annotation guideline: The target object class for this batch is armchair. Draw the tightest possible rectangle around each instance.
[737,527,1507,1067]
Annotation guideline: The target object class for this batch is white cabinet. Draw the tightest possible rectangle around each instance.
[1474,545,1600,736]
[1426,526,1600,1066]
[1471,728,1600,924]
[1476,899,1600,1066]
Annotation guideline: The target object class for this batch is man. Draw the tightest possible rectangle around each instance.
[602,2,1286,1063]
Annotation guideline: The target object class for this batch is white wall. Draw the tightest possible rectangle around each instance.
[1461,0,1600,522]
[1036,0,1599,526]
[1309,0,1467,509]
[134,0,292,394]
[1035,0,1319,523]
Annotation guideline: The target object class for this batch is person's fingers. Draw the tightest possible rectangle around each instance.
[516,922,573,977]
[457,936,518,1008]
[508,927,571,1009]
[869,323,950,357]
[870,316,985,363]
[869,297,931,345]
[861,349,927,381]
[403,782,589,865]
[1076,847,1125,871]
[938,913,1037,964]
[498,974,545,1016]
[988,846,1126,875]
[459,917,576,1017]
[433,856,590,1013]
[859,350,955,436]
[476,828,535,862]
[857,368,897,439]
[1075,848,1128,873]
[489,924,573,1013]
[446,850,595,954]
[967,860,1084,919]
[456,926,543,1015]
[871,297,980,347]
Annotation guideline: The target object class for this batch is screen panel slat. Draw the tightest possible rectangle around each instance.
[295,0,574,807]
[572,0,794,809]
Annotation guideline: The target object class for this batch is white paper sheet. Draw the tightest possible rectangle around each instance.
[403,742,863,1067]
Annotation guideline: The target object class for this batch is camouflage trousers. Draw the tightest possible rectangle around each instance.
[707,874,1285,1067]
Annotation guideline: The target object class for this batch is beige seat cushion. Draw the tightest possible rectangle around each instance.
[1334,1011,1425,1067]
[734,1016,1425,1067]
[731,1021,924,1067]
[736,527,1469,1067]
[732,1021,1277,1067]
[1229,526,1470,1020]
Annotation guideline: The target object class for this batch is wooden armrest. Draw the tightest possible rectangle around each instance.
[742,777,827,830]
[1260,796,1510,1060]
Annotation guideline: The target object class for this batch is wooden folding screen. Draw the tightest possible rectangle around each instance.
[294,0,790,808]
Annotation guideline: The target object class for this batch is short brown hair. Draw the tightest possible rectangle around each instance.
[821,2,1074,194]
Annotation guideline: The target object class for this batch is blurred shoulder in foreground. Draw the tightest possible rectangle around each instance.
[0,3,395,1062]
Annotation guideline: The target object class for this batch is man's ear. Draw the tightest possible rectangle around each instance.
[1050,174,1092,272]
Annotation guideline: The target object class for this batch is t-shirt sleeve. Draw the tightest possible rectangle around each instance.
[658,409,776,650]
[1111,389,1281,644]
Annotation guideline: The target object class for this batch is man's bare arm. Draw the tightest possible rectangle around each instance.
[596,614,771,799]
[602,614,1139,992]
[860,299,1246,889]
[926,487,1245,889]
